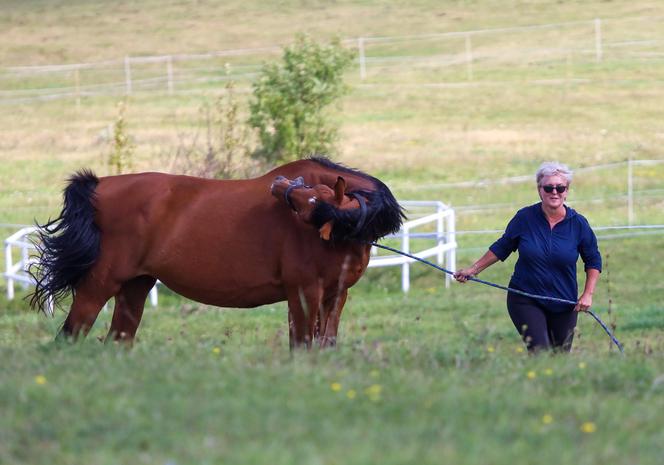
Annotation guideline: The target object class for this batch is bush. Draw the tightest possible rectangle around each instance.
[249,34,355,165]
[108,100,135,175]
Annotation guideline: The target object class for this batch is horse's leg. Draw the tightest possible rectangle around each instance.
[107,275,157,342]
[319,288,348,348]
[58,278,120,340]
[286,285,323,349]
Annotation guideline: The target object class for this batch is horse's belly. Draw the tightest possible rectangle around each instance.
[157,274,286,308]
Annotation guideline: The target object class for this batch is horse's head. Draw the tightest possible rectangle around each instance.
[270,175,362,240]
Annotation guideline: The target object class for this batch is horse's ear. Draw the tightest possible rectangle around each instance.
[334,176,346,205]
[319,220,334,241]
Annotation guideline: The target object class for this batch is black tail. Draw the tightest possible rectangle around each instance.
[29,170,100,312]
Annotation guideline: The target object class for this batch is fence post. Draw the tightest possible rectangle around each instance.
[627,157,634,225]
[5,241,14,300]
[358,37,366,80]
[150,285,158,307]
[594,18,603,62]
[20,245,29,290]
[446,210,456,289]
[465,33,474,81]
[74,67,81,110]
[402,226,410,293]
[124,56,132,95]
[437,204,444,265]
[166,56,174,95]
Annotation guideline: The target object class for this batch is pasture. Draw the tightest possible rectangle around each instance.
[1,1,663,464]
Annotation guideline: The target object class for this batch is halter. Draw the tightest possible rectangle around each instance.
[283,178,369,239]
[284,177,309,212]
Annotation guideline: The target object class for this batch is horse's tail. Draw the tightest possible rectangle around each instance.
[29,170,101,312]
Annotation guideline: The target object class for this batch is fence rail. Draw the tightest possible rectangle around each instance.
[2,16,664,104]
[3,226,157,314]
[368,201,456,292]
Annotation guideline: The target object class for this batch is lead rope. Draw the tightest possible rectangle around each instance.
[369,241,624,353]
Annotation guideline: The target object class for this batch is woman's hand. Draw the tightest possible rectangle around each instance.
[453,266,478,283]
[574,292,593,312]
[453,252,498,284]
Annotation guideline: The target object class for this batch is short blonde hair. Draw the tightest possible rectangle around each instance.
[536,162,573,186]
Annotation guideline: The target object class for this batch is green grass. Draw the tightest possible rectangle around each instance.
[1,234,663,464]
[2,1,664,464]
[1,273,663,465]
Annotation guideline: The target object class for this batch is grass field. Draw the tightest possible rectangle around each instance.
[1,1,664,464]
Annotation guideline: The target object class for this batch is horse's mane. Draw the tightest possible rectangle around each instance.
[308,157,405,243]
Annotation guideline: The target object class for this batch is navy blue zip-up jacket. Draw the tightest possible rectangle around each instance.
[489,203,602,313]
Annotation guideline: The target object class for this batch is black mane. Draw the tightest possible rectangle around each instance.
[308,157,405,243]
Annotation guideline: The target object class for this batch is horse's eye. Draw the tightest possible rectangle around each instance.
[308,197,317,205]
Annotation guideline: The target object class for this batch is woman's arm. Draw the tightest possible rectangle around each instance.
[453,250,500,283]
[575,268,600,312]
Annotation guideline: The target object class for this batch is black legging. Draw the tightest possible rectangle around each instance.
[507,292,578,352]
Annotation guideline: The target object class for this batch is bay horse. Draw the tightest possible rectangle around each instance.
[29,157,404,348]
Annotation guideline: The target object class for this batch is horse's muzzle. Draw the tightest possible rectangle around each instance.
[270,176,288,194]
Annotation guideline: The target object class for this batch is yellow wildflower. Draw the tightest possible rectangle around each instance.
[330,382,342,392]
[544,368,553,376]
[515,347,525,353]
[578,362,587,369]
[527,371,537,379]
[580,422,596,433]
[35,375,47,385]
[212,347,221,354]
[365,384,382,395]
[542,414,553,424]
[365,384,382,401]
[487,346,495,353]
[346,389,356,400]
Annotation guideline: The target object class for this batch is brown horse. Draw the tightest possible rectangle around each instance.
[29,157,404,348]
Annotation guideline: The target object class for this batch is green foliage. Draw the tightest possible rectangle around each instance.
[107,100,134,175]
[249,34,354,164]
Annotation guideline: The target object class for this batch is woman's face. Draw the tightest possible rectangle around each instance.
[538,174,569,210]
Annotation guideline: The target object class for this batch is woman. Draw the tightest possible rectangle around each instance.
[454,162,602,352]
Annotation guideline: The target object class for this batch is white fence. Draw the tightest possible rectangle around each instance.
[2,16,663,104]
[368,200,456,292]
[4,226,157,314]
[3,200,457,308]
[391,159,664,227]
[4,227,37,301]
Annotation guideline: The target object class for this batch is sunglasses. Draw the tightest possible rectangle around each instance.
[541,184,568,194]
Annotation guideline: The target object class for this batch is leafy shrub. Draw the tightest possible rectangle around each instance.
[249,34,354,165]
[108,101,134,174]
